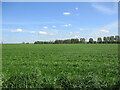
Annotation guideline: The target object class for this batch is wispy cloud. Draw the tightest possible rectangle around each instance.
[27,31,36,34]
[103,21,118,29]
[86,21,118,40]
[92,3,117,15]
[38,31,47,35]
[69,31,80,34]
[10,29,23,32]
[63,24,72,27]
[73,35,81,38]
[65,31,81,38]
[27,31,47,35]
[43,26,48,29]
[100,29,109,33]
[77,28,86,31]
[10,29,47,35]
[75,8,79,10]
[63,12,71,15]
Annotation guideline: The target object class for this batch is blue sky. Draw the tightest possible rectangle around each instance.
[2,2,118,43]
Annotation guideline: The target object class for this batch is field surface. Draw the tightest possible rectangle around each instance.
[2,44,119,89]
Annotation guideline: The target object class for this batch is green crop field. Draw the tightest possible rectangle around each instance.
[2,44,120,89]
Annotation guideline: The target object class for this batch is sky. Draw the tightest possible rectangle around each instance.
[2,2,118,43]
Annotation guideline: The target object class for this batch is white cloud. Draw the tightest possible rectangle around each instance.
[28,31,36,33]
[100,29,109,33]
[38,31,47,35]
[63,12,71,15]
[63,24,72,27]
[75,8,79,10]
[43,26,48,29]
[88,29,109,39]
[27,31,48,35]
[68,24,72,26]
[73,35,81,38]
[103,22,118,29]
[78,28,86,31]
[10,28,48,35]
[69,31,80,34]
[10,29,23,32]
[92,3,117,15]
[64,24,68,27]
[87,22,117,40]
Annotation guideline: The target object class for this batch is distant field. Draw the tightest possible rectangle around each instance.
[2,44,119,89]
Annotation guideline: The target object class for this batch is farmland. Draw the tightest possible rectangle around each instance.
[2,44,120,89]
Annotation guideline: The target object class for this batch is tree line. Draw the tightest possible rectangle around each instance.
[34,35,120,44]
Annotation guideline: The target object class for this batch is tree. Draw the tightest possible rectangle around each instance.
[49,41,54,44]
[82,38,86,43]
[26,42,29,44]
[110,36,114,43]
[34,35,119,44]
[114,36,120,43]
[63,39,71,44]
[106,36,110,43]
[89,38,94,44]
[94,41,97,44]
[55,40,62,44]
[74,39,79,43]
[34,41,39,44]
[44,41,49,44]
[97,37,102,44]
[70,39,79,44]
[22,42,25,44]
[103,37,107,43]
[34,41,44,44]
[80,38,86,43]
[71,39,76,44]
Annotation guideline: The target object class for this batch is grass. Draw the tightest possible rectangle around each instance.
[2,44,120,89]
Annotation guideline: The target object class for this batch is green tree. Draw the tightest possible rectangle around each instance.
[114,36,120,43]
[48,41,54,44]
[44,41,49,44]
[80,38,86,43]
[71,39,75,44]
[74,39,79,43]
[22,42,25,44]
[107,36,110,43]
[34,41,43,44]
[110,36,114,43]
[55,40,63,44]
[103,37,107,43]
[89,38,94,44]
[71,39,79,44]
[63,39,71,44]
[97,37,102,44]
